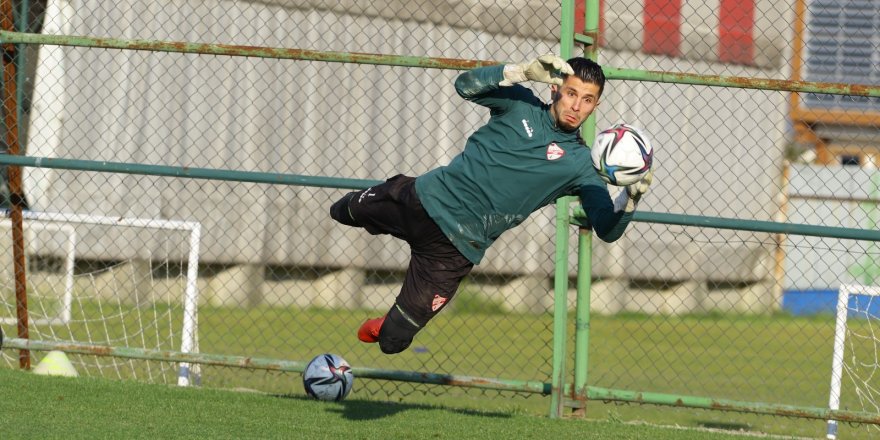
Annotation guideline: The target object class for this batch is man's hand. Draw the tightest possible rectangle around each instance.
[499,54,574,87]
[614,169,653,213]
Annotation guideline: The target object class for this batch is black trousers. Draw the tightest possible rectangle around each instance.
[330,175,474,353]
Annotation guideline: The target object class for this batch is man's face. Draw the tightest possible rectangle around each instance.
[550,75,601,132]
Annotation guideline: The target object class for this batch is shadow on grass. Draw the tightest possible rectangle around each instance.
[273,395,513,421]
[334,398,515,421]
[695,420,753,432]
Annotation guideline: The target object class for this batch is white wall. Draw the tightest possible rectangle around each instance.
[784,163,880,290]
[25,0,790,285]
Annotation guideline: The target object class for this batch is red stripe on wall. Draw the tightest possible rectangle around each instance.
[643,0,681,56]
[575,0,585,36]
[719,0,754,65]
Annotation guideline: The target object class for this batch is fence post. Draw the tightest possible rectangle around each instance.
[1,0,29,370]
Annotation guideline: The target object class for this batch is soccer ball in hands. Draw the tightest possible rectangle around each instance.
[591,123,654,186]
[303,353,354,401]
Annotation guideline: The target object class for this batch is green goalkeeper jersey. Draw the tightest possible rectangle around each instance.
[415,64,632,264]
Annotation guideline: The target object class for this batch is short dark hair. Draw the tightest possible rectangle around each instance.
[566,57,605,98]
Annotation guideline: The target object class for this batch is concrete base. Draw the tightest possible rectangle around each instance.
[92,260,153,304]
[313,268,366,310]
[620,281,705,315]
[483,275,552,313]
[586,278,628,315]
[204,264,264,307]
[263,268,374,310]
[704,279,779,314]
[4,259,780,316]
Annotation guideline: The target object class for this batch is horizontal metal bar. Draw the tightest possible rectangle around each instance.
[603,66,880,96]
[0,31,499,71]
[2,31,876,96]
[0,154,380,190]
[1,207,198,231]
[571,206,880,242]
[3,338,550,394]
[790,193,879,205]
[584,386,880,425]
[8,338,874,424]
[6,154,875,241]
[573,33,595,46]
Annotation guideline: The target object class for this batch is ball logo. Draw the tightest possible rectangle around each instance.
[546,143,565,161]
[431,294,447,311]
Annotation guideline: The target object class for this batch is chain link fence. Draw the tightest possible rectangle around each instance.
[2,0,879,437]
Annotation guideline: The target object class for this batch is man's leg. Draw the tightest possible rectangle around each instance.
[338,174,472,353]
[364,249,472,355]
[376,303,422,354]
[329,192,360,227]
[328,175,409,237]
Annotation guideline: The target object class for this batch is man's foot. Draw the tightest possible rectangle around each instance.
[357,316,386,343]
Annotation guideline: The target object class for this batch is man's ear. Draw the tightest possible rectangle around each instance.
[550,84,560,102]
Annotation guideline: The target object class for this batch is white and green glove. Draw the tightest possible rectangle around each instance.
[499,54,574,87]
[613,169,653,213]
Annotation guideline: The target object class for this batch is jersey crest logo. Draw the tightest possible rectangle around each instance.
[546,143,565,160]
[431,295,448,312]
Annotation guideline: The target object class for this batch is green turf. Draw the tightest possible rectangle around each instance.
[0,367,786,439]
[3,305,878,439]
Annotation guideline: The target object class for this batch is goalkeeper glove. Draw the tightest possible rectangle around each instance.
[499,54,574,87]
[613,169,653,213]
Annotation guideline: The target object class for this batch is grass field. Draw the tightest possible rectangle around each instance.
[3,304,879,439]
[0,366,802,439]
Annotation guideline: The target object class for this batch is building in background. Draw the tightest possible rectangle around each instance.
[8,0,875,314]
[784,0,880,314]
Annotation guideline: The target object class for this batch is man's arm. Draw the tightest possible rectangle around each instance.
[454,64,507,101]
[579,170,653,242]
[454,55,573,111]
[578,184,631,243]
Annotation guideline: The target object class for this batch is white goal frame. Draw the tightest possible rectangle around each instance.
[1,209,201,386]
[1,219,75,325]
[827,283,880,440]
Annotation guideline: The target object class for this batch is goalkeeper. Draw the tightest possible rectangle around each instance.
[330,54,653,354]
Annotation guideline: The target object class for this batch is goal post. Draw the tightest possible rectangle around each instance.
[0,209,201,386]
[827,284,880,440]
[0,219,75,325]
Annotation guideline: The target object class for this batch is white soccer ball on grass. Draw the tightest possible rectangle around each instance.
[302,353,354,401]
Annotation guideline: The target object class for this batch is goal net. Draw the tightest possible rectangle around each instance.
[0,210,201,386]
[827,284,880,439]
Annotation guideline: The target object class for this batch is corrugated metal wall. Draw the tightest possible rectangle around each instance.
[24,0,789,289]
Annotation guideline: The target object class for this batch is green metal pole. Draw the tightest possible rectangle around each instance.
[3,338,551,394]
[572,0,601,415]
[597,209,880,242]
[15,0,26,131]
[3,153,879,243]
[550,199,572,419]
[5,31,880,97]
[559,0,575,60]
[572,227,593,412]
[584,385,880,424]
[9,336,880,425]
[550,0,576,419]
[0,154,380,190]
[0,31,500,71]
